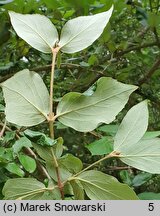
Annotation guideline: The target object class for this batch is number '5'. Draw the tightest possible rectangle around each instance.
[148,203,154,211]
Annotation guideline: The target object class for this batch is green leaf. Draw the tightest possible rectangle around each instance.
[24,129,57,146]
[97,124,119,136]
[59,6,113,53]
[70,180,84,200]
[63,182,74,198]
[9,11,59,53]
[46,162,72,182]
[114,101,148,152]
[33,144,54,161]
[59,154,83,174]
[3,131,16,142]
[5,162,24,177]
[47,154,83,182]
[132,173,152,187]
[0,104,4,112]
[52,137,63,158]
[2,178,48,200]
[33,137,63,161]
[86,137,113,155]
[119,170,132,186]
[56,77,137,132]
[0,148,13,161]
[76,170,138,200]
[13,137,32,154]
[142,131,160,139]
[1,69,49,127]
[18,154,36,173]
[138,192,160,200]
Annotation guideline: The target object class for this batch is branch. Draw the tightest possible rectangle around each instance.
[0,120,6,138]
[0,63,84,83]
[116,41,158,56]
[138,57,160,85]
[0,41,159,84]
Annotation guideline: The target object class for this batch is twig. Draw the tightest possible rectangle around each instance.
[116,41,157,56]
[73,151,121,177]
[138,57,160,85]
[0,120,6,138]
[106,166,132,171]
[88,131,102,138]
[0,41,159,84]
[48,47,64,200]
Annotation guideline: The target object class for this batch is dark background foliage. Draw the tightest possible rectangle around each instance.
[1,0,160,199]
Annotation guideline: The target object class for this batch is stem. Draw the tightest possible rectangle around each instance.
[73,151,120,177]
[50,140,64,199]
[48,47,64,199]
[49,50,57,139]
[0,120,6,138]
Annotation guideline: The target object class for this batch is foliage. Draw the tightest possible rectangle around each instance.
[1,0,160,200]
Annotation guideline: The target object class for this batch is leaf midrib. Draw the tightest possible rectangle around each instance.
[2,85,48,120]
[56,87,135,118]
[12,14,53,50]
[120,153,160,158]
[114,107,145,151]
[59,13,104,49]
[76,177,123,199]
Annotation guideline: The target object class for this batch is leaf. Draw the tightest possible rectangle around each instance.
[0,104,4,112]
[60,154,83,174]
[1,69,49,127]
[76,170,138,200]
[138,192,160,200]
[18,154,36,173]
[119,170,132,186]
[33,137,63,161]
[9,11,59,53]
[13,137,32,154]
[2,178,48,200]
[52,137,63,158]
[24,129,57,146]
[0,148,13,161]
[0,0,13,5]
[47,154,83,182]
[63,182,74,198]
[70,180,84,200]
[85,137,113,155]
[59,6,113,53]
[142,131,160,139]
[3,131,16,143]
[113,101,160,173]
[132,173,152,187]
[33,144,53,161]
[46,162,72,182]
[118,138,160,174]
[56,77,137,132]
[114,101,148,152]
[5,162,24,177]
[97,124,119,136]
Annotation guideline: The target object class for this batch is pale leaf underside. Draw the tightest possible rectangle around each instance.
[1,69,49,126]
[56,77,137,132]
[59,6,113,53]
[76,170,138,200]
[119,138,160,174]
[9,11,59,53]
